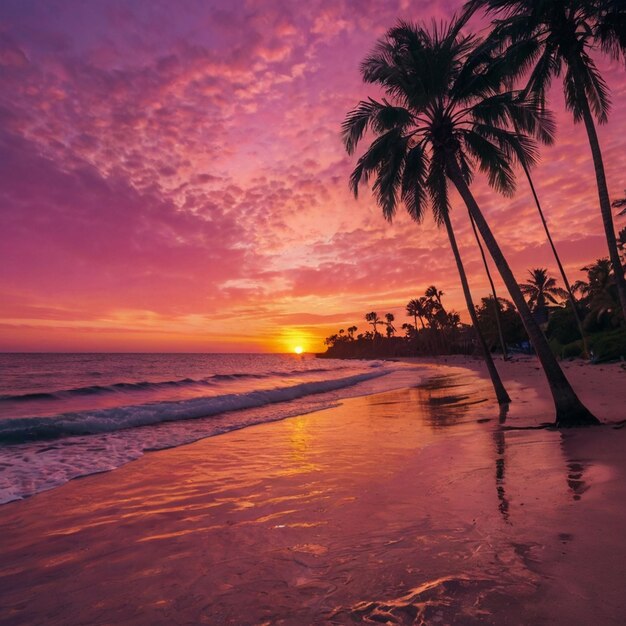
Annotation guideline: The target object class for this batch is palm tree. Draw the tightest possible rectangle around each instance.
[343,18,511,406]
[365,311,384,337]
[406,299,423,331]
[466,0,626,323]
[424,286,451,331]
[384,313,396,337]
[347,325,358,339]
[406,297,430,330]
[575,258,622,327]
[447,311,462,327]
[520,268,568,311]
[342,18,598,424]
[425,286,445,311]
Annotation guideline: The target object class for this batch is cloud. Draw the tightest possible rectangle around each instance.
[1,0,625,351]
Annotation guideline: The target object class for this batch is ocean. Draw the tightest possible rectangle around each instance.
[0,353,425,503]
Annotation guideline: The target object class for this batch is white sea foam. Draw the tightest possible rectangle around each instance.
[0,370,390,442]
[0,356,429,503]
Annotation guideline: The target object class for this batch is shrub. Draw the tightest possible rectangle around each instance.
[561,340,583,359]
[588,329,626,363]
[546,306,581,345]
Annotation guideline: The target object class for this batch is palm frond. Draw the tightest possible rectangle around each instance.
[400,143,429,223]
[593,0,626,64]
[372,133,410,222]
[426,148,450,225]
[470,121,539,171]
[342,99,413,155]
[348,128,407,199]
[462,129,516,196]
[565,51,611,123]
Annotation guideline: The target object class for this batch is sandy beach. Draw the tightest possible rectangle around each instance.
[1,356,626,625]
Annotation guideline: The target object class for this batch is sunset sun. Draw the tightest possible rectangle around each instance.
[294,346,304,354]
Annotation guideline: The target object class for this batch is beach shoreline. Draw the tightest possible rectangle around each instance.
[1,357,626,625]
[393,353,626,423]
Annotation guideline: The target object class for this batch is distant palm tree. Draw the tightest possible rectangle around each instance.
[347,325,358,339]
[425,286,445,312]
[342,17,597,424]
[447,311,461,328]
[384,313,396,337]
[401,322,415,337]
[406,298,426,331]
[424,287,450,331]
[574,258,622,327]
[365,311,384,338]
[466,0,626,322]
[520,268,567,312]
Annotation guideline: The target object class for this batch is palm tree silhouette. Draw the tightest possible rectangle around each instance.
[401,322,415,337]
[365,311,384,338]
[575,258,621,327]
[384,313,396,337]
[406,298,426,331]
[343,17,597,424]
[343,17,511,406]
[466,0,626,323]
[520,268,567,311]
[425,286,446,312]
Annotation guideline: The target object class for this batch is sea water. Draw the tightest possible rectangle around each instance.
[0,353,425,503]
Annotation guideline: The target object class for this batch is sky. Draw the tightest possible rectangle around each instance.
[1,0,626,353]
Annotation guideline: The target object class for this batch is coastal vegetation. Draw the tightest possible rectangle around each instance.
[338,3,626,425]
[322,261,626,363]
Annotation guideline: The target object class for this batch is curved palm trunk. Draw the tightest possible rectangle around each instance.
[513,122,590,357]
[446,160,598,426]
[578,92,626,322]
[468,212,509,360]
[441,211,511,405]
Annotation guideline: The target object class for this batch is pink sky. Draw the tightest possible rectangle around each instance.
[1,0,625,353]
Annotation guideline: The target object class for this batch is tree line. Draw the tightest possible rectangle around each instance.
[339,1,626,426]
[323,259,626,360]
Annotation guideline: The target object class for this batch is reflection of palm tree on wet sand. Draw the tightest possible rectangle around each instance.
[491,406,591,528]
[493,405,511,522]
[560,434,590,502]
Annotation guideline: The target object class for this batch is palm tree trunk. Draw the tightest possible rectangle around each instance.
[468,212,509,360]
[441,211,511,405]
[578,92,626,322]
[446,159,598,426]
[513,121,590,357]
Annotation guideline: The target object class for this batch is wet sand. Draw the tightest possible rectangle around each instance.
[1,360,626,625]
